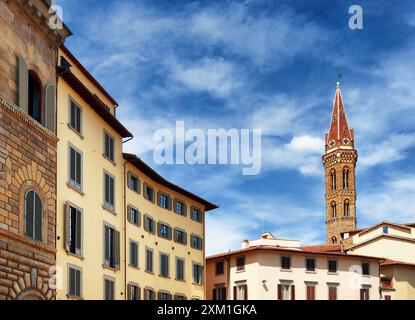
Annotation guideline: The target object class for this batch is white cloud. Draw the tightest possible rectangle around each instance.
[286,135,324,153]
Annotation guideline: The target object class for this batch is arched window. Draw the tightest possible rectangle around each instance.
[28,71,42,124]
[344,199,350,217]
[331,201,337,218]
[343,167,350,189]
[330,170,336,191]
[331,236,337,244]
[24,189,42,241]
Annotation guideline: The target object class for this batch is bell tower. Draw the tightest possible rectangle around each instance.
[323,81,357,244]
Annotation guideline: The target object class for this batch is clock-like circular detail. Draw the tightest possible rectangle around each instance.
[343,138,350,145]
[329,140,335,147]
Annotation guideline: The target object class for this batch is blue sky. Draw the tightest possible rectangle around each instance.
[57,0,415,254]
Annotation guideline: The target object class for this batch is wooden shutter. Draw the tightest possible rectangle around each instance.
[167,226,172,240]
[64,203,70,251]
[127,284,132,300]
[183,203,187,217]
[277,284,282,300]
[213,288,217,300]
[44,84,56,132]
[69,267,75,296]
[18,56,28,112]
[360,289,364,300]
[157,191,161,206]
[311,286,315,300]
[233,286,237,300]
[183,231,188,245]
[168,196,172,210]
[127,205,132,223]
[104,226,110,266]
[114,230,120,269]
[291,284,295,300]
[243,285,248,300]
[75,209,82,255]
[157,222,162,237]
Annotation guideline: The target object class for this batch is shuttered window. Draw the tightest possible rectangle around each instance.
[104,131,115,162]
[278,284,293,300]
[328,286,337,300]
[144,288,155,300]
[130,241,138,267]
[127,206,140,226]
[174,294,187,300]
[65,203,82,256]
[104,225,120,269]
[281,256,291,270]
[174,229,187,245]
[328,260,338,273]
[236,256,245,271]
[158,223,172,240]
[191,207,203,222]
[191,235,203,250]
[104,172,115,210]
[104,278,115,300]
[144,216,155,234]
[144,184,154,202]
[306,285,316,300]
[362,262,370,276]
[176,258,185,281]
[360,288,370,300]
[69,99,82,134]
[68,266,82,298]
[158,292,172,300]
[127,172,140,193]
[145,248,153,273]
[128,284,140,300]
[24,189,42,241]
[306,258,316,271]
[160,253,169,277]
[69,146,82,190]
[192,263,203,285]
[215,261,224,275]
[174,200,186,216]
[213,287,227,300]
[234,285,248,300]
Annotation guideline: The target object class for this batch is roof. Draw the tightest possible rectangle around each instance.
[380,259,415,268]
[341,220,413,237]
[206,245,381,261]
[301,244,341,252]
[123,153,218,211]
[347,233,415,250]
[60,46,118,106]
[57,66,133,138]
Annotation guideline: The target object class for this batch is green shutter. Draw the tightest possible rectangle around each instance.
[114,230,120,270]
[75,209,82,255]
[44,84,56,132]
[18,56,28,112]
[64,203,70,251]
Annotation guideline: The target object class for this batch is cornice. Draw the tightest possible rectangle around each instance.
[0,228,56,255]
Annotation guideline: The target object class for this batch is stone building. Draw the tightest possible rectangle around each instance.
[323,82,357,244]
[0,0,70,300]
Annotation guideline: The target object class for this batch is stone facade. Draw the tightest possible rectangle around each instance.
[0,0,69,300]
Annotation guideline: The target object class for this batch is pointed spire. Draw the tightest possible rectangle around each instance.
[325,81,354,153]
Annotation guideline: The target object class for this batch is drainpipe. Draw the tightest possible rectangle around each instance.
[225,255,231,300]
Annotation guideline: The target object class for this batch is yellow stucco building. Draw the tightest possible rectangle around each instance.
[55,47,217,300]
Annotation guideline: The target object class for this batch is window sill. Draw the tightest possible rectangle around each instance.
[145,270,154,275]
[66,294,84,300]
[128,264,140,270]
[128,221,140,228]
[305,270,317,274]
[192,282,203,287]
[67,182,84,196]
[65,251,85,261]
[235,269,246,273]
[175,278,186,283]
[280,268,292,272]
[159,275,170,279]
[215,273,224,277]
[102,205,116,215]
[67,124,84,139]
[102,264,119,272]
[103,154,116,166]
[328,272,338,275]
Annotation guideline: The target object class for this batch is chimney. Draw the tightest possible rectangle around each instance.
[242,240,249,249]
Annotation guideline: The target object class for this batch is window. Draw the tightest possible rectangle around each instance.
[344,199,350,217]
[65,203,82,256]
[158,292,172,300]
[160,253,169,277]
[144,184,154,202]
[159,193,170,209]
[145,247,153,273]
[175,200,186,216]
[331,236,337,244]
[360,288,370,300]
[174,229,187,245]
[213,287,226,300]
[191,235,203,250]
[130,241,138,268]
[68,265,82,298]
[362,262,370,276]
[127,206,140,226]
[69,99,81,134]
[174,294,187,300]
[236,256,245,271]
[144,216,155,234]
[104,277,115,300]
[192,263,203,285]
[128,284,140,300]
[191,207,203,222]
[384,295,391,300]
[278,284,294,300]
[330,170,336,191]
[60,56,71,68]
[24,189,42,241]
[215,260,224,275]
[306,258,316,272]
[306,285,315,300]
[28,71,42,123]
[128,172,139,193]
[144,288,155,300]
[331,201,337,218]
[281,256,291,270]
[104,225,120,269]
[158,223,172,240]
[328,260,337,273]
[234,284,247,300]
[104,131,115,162]
[328,286,337,300]
[69,145,82,190]
[343,168,349,189]
[383,226,389,234]
[104,172,115,210]
[176,258,185,281]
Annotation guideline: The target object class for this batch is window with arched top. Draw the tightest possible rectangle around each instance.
[331,201,337,218]
[331,236,337,244]
[24,189,43,241]
[28,71,42,124]
[343,167,350,189]
[344,199,350,217]
[330,170,336,191]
